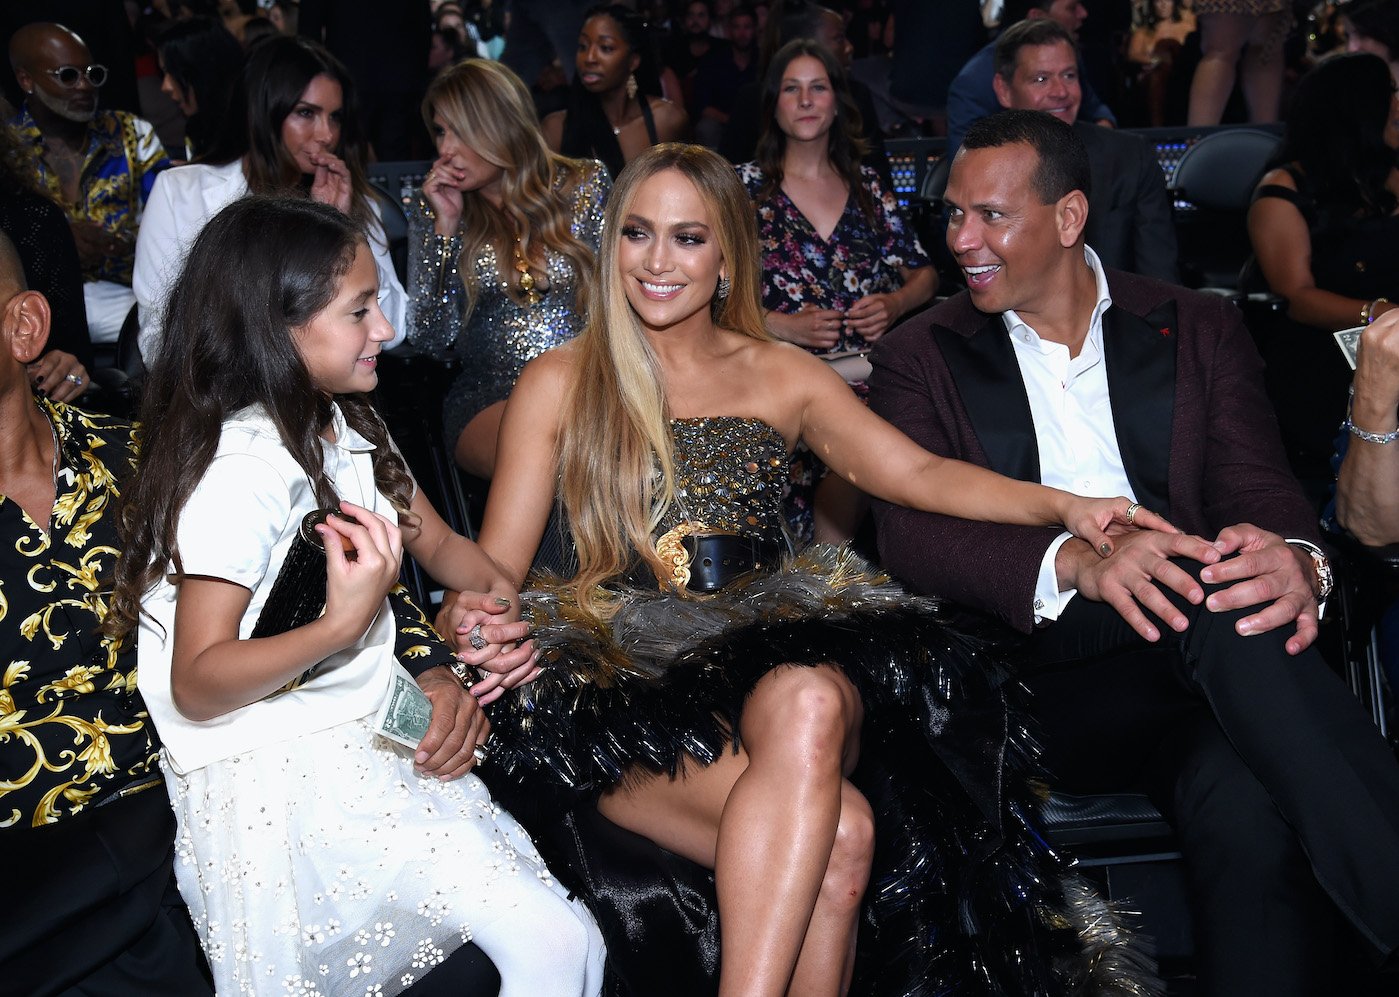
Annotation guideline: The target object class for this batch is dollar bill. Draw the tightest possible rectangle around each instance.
[374,662,434,749]
[1335,326,1364,370]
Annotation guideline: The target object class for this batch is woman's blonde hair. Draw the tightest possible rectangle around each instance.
[423,59,596,319]
[557,143,770,616]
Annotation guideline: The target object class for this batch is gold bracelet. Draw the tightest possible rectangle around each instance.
[1363,297,1390,325]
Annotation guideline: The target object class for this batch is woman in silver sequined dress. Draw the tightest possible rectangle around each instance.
[439,144,1166,996]
[406,59,610,477]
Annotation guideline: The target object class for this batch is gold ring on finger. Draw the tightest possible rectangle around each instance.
[1125,501,1141,525]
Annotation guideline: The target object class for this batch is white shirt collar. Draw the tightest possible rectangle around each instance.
[230,402,377,455]
[1003,245,1112,356]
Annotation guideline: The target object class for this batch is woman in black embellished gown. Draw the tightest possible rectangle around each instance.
[442,143,1164,997]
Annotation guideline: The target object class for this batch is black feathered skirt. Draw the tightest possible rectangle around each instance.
[484,546,1161,997]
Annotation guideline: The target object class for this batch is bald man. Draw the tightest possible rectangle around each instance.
[8,23,169,343]
[0,233,211,996]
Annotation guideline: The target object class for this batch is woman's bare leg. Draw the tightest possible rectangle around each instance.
[453,400,507,478]
[1188,13,1251,126]
[786,781,874,995]
[1239,10,1288,123]
[598,664,871,997]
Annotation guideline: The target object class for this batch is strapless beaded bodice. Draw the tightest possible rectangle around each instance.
[657,417,789,551]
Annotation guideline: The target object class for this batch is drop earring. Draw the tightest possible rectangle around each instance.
[626,73,638,100]
[715,276,731,300]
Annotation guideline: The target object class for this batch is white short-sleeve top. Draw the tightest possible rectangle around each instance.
[138,403,398,774]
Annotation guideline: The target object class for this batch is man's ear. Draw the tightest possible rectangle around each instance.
[13,67,33,96]
[2,290,53,365]
[991,73,1014,110]
[1055,189,1090,248]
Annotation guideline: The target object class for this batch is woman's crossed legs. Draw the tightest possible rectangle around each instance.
[597,663,874,997]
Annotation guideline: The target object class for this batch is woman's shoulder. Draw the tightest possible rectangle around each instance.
[736,161,765,190]
[1256,164,1301,192]
[647,97,688,135]
[155,158,243,194]
[559,157,611,199]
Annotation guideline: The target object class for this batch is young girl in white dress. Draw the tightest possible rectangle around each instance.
[111,195,605,997]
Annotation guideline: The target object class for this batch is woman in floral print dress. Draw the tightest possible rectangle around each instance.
[739,38,935,545]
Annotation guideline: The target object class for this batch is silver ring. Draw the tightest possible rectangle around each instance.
[65,373,83,386]
[468,624,487,651]
[472,742,489,764]
[1125,502,1141,525]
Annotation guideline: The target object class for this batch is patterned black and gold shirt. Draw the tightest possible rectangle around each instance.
[0,399,156,829]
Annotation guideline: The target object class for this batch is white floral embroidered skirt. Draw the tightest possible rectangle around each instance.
[164,716,604,997]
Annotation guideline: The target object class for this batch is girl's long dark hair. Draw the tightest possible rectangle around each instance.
[154,17,245,157]
[110,196,414,637]
[754,38,872,221]
[559,4,662,178]
[202,34,373,226]
[1271,52,1399,218]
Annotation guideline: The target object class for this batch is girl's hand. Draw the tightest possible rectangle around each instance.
[422,155,466,237]
[308,150,353,215]
[435,590,540,705]
[768,305,843,349]
[844,292,899,341]
[414,666,492,780]
[318,501,403,644]
[27,350,89,402]
[1062,495,1180,558]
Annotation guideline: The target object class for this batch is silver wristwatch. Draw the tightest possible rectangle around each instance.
[1285,538,1333,615]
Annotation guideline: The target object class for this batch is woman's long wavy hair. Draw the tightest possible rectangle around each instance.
[559,4,664,179]
[202,35,374,227]
[754,39,873,222]
[109,196,415,637]
[423,59,596,321]
[154,16,245,157]
[557,144,769,617]
[1270,52,1399,219]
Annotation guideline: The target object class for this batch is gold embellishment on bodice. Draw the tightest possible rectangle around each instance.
[661,417,789,550]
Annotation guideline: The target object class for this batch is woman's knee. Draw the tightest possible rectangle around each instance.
[822,785,875,909]
[747,667,859,759]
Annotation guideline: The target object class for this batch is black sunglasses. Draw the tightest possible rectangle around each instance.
[45,64,108,88]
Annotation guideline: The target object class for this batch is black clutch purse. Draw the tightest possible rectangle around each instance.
[252,508,463,689]
[251,509,344,639]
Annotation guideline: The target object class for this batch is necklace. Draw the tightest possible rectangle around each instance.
[512,234,542,306]
[609,95,631,136]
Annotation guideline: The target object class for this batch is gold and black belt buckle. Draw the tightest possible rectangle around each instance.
[655,521,768,594]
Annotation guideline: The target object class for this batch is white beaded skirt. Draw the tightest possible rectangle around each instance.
[164,715,602,997]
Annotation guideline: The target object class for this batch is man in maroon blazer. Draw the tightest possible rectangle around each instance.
[870,109,1399,994]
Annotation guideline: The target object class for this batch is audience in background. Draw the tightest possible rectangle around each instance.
[722,1,891,190]
[993,18,1179,282]
[1127,0,1197,127]
[1248,52,1399,502]
[740,38,933,544]
[884,0,985,134]
[298,0,432,160]
[946,0,1115,151]
[664,0,724,87]
[691,3,758,148]
[410,59,609,479]
[1188,0,1291,125]
[1343,0,1399,80]
[133,34,406,357]
[153,17,245,159]
[543,5,687,179]
[8,23,170,344]
[0,119,94,387]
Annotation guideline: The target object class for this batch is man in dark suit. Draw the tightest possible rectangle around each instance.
[992,18,1178,282]
[869,109,1399,995]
